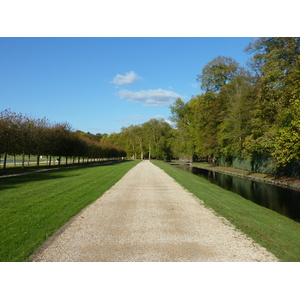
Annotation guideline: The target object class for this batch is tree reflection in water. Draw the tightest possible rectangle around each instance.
[177,165,300,222]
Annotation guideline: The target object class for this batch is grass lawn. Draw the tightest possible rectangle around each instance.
[0,160,140,261]
[153,160,300,262]
[0,156,115,176]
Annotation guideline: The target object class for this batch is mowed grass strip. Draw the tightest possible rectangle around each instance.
[0,160,140,261]
[152,160,300,262]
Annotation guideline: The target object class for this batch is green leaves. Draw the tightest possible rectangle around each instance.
[273,93,300,166]
[197,56,247,93]
[169,38,300,171]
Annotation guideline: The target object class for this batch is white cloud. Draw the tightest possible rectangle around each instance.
[111,71,141,85]
[118,88,182,107]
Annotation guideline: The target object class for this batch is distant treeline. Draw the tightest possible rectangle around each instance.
[103,38,300,177]
[0,110,126,170]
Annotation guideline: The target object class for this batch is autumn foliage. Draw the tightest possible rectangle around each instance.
[0,110,126,170]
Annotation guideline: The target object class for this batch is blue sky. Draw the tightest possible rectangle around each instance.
[0,37,254,134]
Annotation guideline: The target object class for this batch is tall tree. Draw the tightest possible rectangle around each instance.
[191,93,222,163]
[246,37,300,166]
[218,75,258,158]
[169,98,196,160]
[197,56,247,93]
[142,119,172,160]
[0,110,22,169]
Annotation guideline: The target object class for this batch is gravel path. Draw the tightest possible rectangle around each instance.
[30,160,278,262]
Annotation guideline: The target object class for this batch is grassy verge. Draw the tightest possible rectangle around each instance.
[153,160,300,262]
[0,160,140,261]
[0,158,118,176]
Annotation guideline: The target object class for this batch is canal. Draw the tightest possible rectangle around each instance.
[175,165,300,222]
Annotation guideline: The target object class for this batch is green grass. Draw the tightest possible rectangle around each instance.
[0,156,114,176]
[153,160,300,262]
[0,160,140,261]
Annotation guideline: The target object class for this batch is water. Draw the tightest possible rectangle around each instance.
[175,165,300,222]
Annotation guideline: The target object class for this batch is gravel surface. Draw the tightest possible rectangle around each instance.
[30,160,278,262]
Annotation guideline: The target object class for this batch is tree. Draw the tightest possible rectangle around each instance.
[169,98,187,125]
[130,125,146,160]
[197,56,247,93]
[191,93,222,163]
[273,88,300,166]
[169,98,196,160]
[118,126,141,159]
[218,75,258,158]
[142,119,172,160]
[246,37,300,123]
[245,37,300,166]
[0,110,23,169]
[47,122,73,165]
[30,117,51,166]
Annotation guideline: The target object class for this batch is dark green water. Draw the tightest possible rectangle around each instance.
[176,165,300,222]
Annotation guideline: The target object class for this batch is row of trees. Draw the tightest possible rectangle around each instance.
[103,38,300,175]
[169,37,300,168]
[101,118,173,160]
[0,110,126,170]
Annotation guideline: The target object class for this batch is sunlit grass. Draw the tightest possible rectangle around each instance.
[0,160,140,261]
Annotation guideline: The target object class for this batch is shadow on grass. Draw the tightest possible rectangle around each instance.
[0,160,133,192]
[0,159,127,175]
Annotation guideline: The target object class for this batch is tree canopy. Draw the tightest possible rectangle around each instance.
[0,110,126,170]
[2,38,299,177]
[197,56,248,93]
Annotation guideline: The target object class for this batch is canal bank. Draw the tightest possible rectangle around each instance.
[190,162,300,191]
[175,163,300,223]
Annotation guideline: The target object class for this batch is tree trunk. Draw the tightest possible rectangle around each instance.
[22,153,25,169]
[3,153,7,171]
[13,154,16,166]
[37,155,40,167]
[27,154,30,166]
